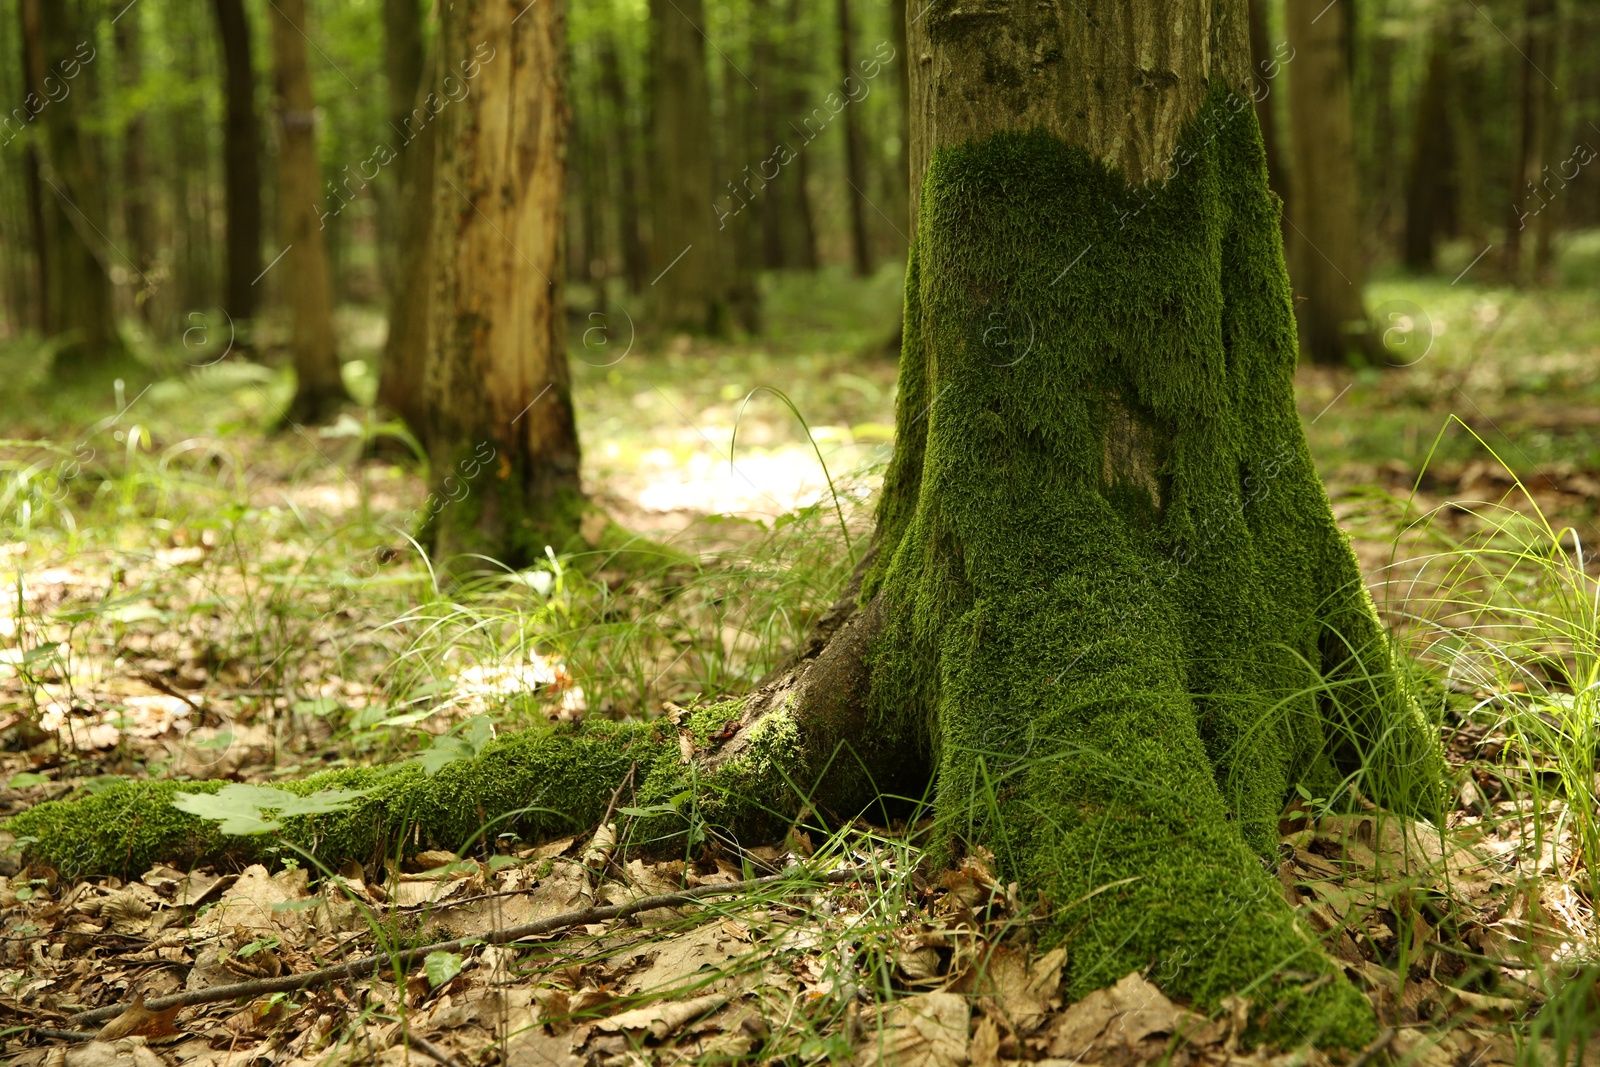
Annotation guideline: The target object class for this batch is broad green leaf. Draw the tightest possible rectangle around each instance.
[7,772,47,788]
[423,950,464,989]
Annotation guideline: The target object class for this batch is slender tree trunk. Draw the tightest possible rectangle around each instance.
[885,0,910,255]
[648,0,726,334]
[836,0,871,276]
[1402,31,1454,273]
[1246,0,1288,220]
[376,50,438,436]
[114,5,153,322]
[1503,0,1550,282]
[598,33,647,293]
[379,0,425,299]
[268,0,348,423]
[212,0,262,327]
[422,0,590,569]
[16,0,48,334]
[32,0,122,374]
[1284,0,1371,364]
[1531,0,1562,281]
[780,0,818,270]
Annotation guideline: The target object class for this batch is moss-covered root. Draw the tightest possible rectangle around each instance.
[3,697,845,880]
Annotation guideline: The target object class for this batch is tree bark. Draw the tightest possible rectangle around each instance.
[212,0,263,327]
[29,0,122,373]
[1284,0,1371,364]
[268,0,349,423]
[114,4,153,322]
[421,0,588,569]
[1246,0,1288,222]
[378,0,426,299]
[1402,29,1455,273]
[836,0,872,276]
[648,0,727,333]
[597,32,647,293]
[376,48,438,437]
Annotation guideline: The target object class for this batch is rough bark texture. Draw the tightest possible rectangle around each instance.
[1284,0,1370,365]
[648,0,727,333]
[30,0,121,373]
[420,0,587,569]
[269,0,348,424]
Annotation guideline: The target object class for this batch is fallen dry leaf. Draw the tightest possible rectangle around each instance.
[857,991,969,1067]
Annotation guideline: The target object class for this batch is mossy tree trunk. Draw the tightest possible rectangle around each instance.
[1284,0,1372,365]
[268,0,350,423]
[212,0,263,327]
[419,0,587,570]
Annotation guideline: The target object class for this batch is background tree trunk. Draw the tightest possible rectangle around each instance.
[268,0,348,423]
[1246,0,1288,221]
[597,31,647,293]
[422,0,586,569]
[1402,30,1455,273]
[648,0,726,333]
[835,0,871,277]
[114,4,153,323]
[379,0,425,300]
[376,50,437,437]
[31,0,122,374]
[212,0,262,327]
[1285,0,1371,364]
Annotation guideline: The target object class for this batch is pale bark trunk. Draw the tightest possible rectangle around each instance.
[422,0,583,568]
[269,0,348,423]
[213,0,263,326]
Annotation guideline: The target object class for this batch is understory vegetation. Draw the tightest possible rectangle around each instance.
[3,259,1600,1064]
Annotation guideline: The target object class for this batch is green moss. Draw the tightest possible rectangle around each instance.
[864,83,1443,1047]
[8,721,671,878]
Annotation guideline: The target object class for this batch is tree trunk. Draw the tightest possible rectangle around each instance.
[376,49,438,436]
[213,0,263,327]
[648,0,726,333]
[1402,30,1455,273]
[29,0,122,374]
[421,0,589,569]
[16,0,48,333]
[780,0,819,270]
[836,0,872,276]
[268,0,348,423]
[885,0,910,257]
[1284,0,1371,364]
[1246,0,1288,220]
[1503,0,1553,283]
[379,0,426,299]
[1531,0,1561,281]
[114,5,153,322]
[597,32,647,293]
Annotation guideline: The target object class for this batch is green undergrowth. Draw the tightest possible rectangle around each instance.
[861,80,1445,1047]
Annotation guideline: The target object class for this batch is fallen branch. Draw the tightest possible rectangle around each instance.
[66,865,869,1029]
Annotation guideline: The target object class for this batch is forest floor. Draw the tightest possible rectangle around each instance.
[2,243,1600,1066]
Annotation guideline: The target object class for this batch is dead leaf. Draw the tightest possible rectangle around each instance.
[94,994,182,1041]
[596,992,728,1041]
[969,1014,1000,1067]
[857,992,969,1067]
[64,1040,165,1067]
